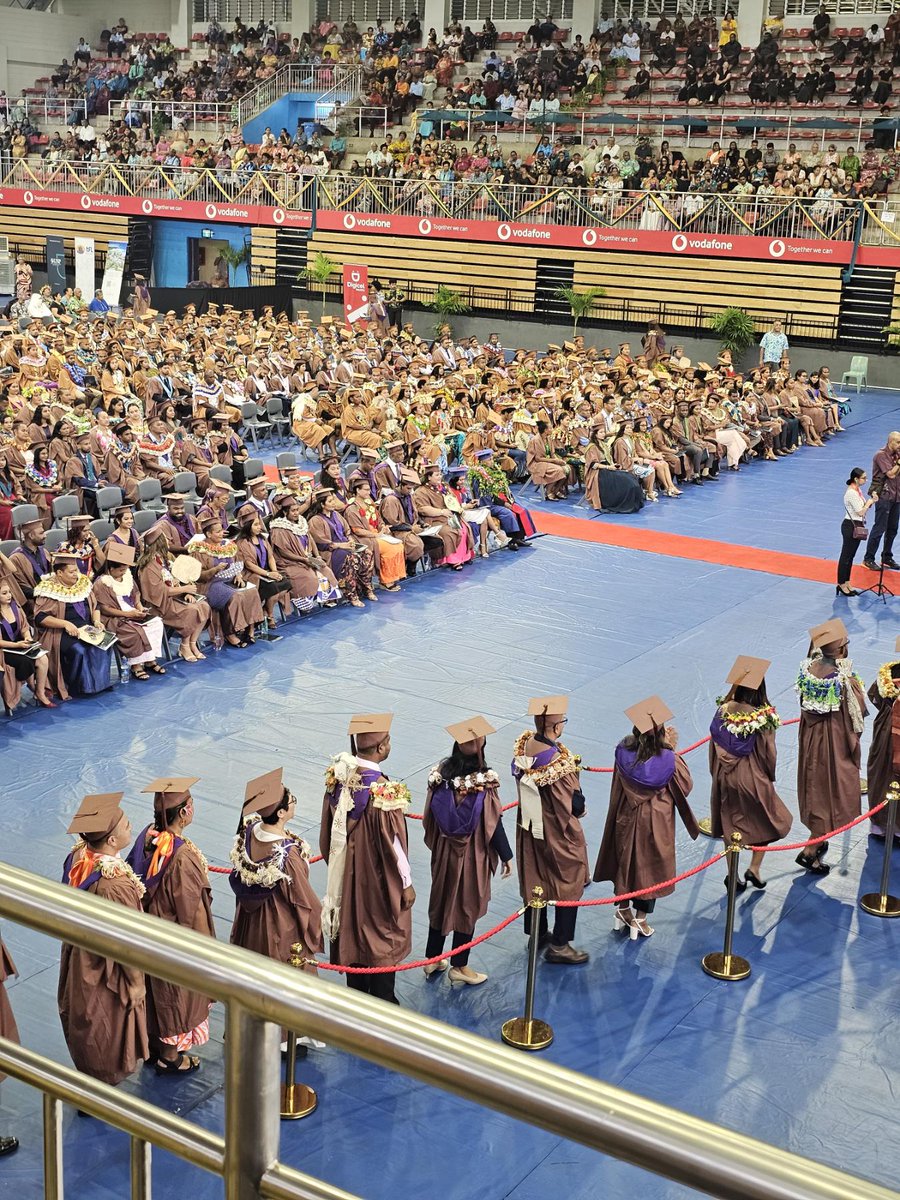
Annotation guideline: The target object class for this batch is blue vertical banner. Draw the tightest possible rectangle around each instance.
[46,236,66,293]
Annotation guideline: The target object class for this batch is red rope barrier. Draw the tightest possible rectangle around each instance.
[747,799,888,853]
[554,852,727,907]
[310,908,525,974]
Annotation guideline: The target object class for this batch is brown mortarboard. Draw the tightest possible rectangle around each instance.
[66,514,92,527]
[696,362,713,372]
[384,440,405,451]
[809,618,848,650]
[625,695,674,734]
[104,541,135,567]
[242,768,286,818]
[52,551,81,566]
[528,695,569,719]
[163,494,187,506]
[313,486,332,501]
[208,478,234,493]
[359,448,379,461]
[725,655,770,690]
[446,715,496,744]
[67,792,126,838]
[348,712,393,751]
[399,468,420,486]
[546,344,561,352]
[272,492,296,511]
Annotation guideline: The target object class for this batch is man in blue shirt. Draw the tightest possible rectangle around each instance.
[759,320,789,370]
[88,289,110,315]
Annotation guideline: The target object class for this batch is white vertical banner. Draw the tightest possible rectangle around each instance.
[74,236,95,299]
[101,240,128,306]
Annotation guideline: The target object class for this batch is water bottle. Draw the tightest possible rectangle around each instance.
[121,661,130,684]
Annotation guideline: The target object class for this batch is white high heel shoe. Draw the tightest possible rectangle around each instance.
[423,959,448,978]
[614,909,640,940]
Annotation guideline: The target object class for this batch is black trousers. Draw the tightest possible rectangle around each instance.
[523,901,578,946]
[617,897,656,913]
[425,925,474,967]
[781,416,802,448]
[866,497,900,562]
[838,518,864,584]
[346,966,398,1003]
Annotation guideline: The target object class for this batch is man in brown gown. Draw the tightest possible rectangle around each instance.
[230,769,323,1049]
[796,618,868,875]
[58,793,150,1085]
[0,930,20,1156]
[512,696,590,964]
[864,635,900,839]
[320,714,414,1004]
[127,777,215,1075]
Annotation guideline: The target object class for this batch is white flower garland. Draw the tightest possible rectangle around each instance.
[229,815,310,890]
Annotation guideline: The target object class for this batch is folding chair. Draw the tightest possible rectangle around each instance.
[96,486,124,520]
[11,504,40,530]
[138,477,167,513]
[51,494,80,528]
[243,458,264,484]
[133,509,159,535]
[44,528,66,553]
[173,471,201,503]
[266,396,291,446]
[0,539,19,558]
[90,519,113,542]
[276,452,298,472]
[240,401,272,451]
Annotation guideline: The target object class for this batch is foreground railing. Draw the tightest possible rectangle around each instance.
[0,863,896,1200]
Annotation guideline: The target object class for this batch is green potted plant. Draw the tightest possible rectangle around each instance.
[555,285,606,337]
[882,323,900,352]
[707,307,757,359]
[428,283,469,337]
[217,244,251,286]
[299,251,338,319]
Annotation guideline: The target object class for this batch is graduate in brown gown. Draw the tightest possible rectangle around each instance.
[127,778,215,1074]
[188,515,265,647]
[594,695,698,940]
[866,637,900,839]
[33,551,112,701]
[512,695,590,964]
[136,527,210,664]
[58,793,150,1085]
[796,618,868,875]
[267,493,342,614]
[92,541,167,679]
[320,714,414,1004]
[230,768,323,1050]
[423,715,513,986]
[0,930,20,1156]
[709,656,792,890]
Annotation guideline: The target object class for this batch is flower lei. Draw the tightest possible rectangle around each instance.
[512,731,581,785]
[270,515,310,537]
[111,438,138,468]
[715,700,781,738]
[189,539,237,559]
[140,431,176,457]
[468,462,509,501]
[796,651,865,733]
[428,768,500,795]
[369,779,412,811]
[34,572,93,602]
[25,460,59,487]
[100,855,146,898]
[876,661,900,700]
[229,815,311,889]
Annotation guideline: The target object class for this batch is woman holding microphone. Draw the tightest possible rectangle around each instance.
[837,467,875,597]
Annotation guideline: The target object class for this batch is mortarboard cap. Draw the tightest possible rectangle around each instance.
[446,715,496,744]
[809,618,848,650]
[242,768,286,817]
[348,712,393,750]
[725,655,770,690]
[104,541,135,567]
[625,695,673,735]
[384,440,405,451]
[52,551,81,566]
[142,777,199,811]
[528,695,569,719]
[67,792,125,838]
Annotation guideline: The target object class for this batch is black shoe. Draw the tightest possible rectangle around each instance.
[690,478,704,486]
[725,874,748,894]
[0,1137,18,1156]
[744,869,767,890]
[882,558,900,570]
[835,586,859,597]
[507,540,520,551]
[795,851,830,875]
[863,559,879,571]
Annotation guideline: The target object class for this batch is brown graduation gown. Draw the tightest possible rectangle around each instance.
[269,523,339,601]
[797,664,867,840]
[515,738,590,904]
[92,578,153,659]
[865,679,898,837]
[142,841,215,1040]
[33,588,102,703]
[230,836,323,968]
[594,753,697,899]
[423,781,503,936]
[58,867,150,1085]
[709,707,793,847]
[0,938,19,1078]
[379,494,425,563]
[137,557,210,639]
[320,786,412,967]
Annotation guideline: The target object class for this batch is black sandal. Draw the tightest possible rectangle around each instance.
[795,851,830,875]
[155,1052,200,1076]
[148,663,167,675]
[131,666,150,681]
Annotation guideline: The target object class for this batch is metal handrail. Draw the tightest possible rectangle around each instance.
[0,863,896,1200]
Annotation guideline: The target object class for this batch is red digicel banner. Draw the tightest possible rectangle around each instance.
[342,263,368,325]
[0,184,884,265]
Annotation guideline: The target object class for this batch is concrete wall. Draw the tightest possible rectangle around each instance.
[0,9,87,96]
[308,296,900,389]
[152,218,250,287]
[55,0,175,32]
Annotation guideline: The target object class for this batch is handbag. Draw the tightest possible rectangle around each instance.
[852,521,868,540]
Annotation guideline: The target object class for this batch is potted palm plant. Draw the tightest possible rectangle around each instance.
[299,251,338,319]
[428,284,469,337]
[707,307,757,361]
[555,285,606,337]
[217,244,251,286]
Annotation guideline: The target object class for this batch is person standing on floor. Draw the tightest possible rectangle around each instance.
[837,467,875,596]
[0,928,20,1156]
[795,618,868,875]
[230,768,323,1052]
[320,714,414,1005]
[865,636,900,840]
[595,696,698,939]
[422,716,513,986]
[127,777,215,1076]
[709,656,792,890]
[58,793,149,1085]
[863,431,900,572]
[512,696,590,965]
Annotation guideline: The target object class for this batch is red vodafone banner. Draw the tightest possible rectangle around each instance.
[342,263,368,324]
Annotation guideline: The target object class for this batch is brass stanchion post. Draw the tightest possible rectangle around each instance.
[701,832,751,981]
[860,781,900,917]
[501,886,554,1051]
[280,942,318,1120]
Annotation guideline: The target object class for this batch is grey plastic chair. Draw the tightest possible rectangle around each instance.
[243,458,264,484]
[132,509,159,535]
[173,471,201,503]
[0,539,20,558]
[266,396,290,445]
[96,486,124,519]
[44,529,67,554]
[52,494,80,528]
[138,477,167,513]
[11,504,40,529]
[240,400,272,451]
[276,452,298,471]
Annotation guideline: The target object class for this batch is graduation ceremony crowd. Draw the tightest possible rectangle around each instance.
[0,615,896,1157]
